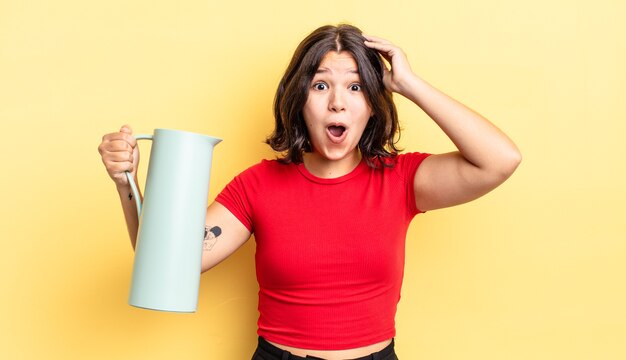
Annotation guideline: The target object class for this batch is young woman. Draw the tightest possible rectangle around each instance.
[98,24,521,360]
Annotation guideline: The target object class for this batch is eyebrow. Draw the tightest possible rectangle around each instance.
[316,67,359,74]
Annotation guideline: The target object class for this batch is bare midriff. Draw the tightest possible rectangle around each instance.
[267,339,392,359]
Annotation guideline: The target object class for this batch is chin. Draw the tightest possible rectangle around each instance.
[319,147,358,162]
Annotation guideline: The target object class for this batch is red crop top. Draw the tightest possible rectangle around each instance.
[215,152,430,350]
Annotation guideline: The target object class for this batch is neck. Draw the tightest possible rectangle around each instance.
[302,151,362,179]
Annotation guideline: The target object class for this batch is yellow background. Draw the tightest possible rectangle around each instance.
[1,0,624,358]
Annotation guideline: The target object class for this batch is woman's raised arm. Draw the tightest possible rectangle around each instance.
[365,36,522,211]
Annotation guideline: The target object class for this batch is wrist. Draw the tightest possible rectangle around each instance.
[116,183,132,193]
[117,184,138,202]
[393,72,418,95]
[398,74,427,104]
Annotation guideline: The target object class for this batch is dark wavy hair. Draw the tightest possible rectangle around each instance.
[265,24,401,168]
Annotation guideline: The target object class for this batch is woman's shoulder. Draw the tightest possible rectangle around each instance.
[395,151,431,162]
[236,158,295,179]
[375,151,431,168]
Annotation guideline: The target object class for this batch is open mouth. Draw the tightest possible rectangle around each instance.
[327,125,346,138]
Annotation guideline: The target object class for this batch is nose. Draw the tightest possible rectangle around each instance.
[328,89,346,112]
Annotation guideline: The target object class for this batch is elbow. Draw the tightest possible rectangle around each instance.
[496,147,522,180]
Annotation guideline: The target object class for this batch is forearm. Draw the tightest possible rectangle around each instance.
[401,74,521,176]
[116,182,141,250]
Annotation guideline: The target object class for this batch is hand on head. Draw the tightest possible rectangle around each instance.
[363,35,416,95]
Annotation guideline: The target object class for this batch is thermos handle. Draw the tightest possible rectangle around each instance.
[124,134,153,218]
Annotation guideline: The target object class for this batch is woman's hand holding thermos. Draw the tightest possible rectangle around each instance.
[98,125,140,188]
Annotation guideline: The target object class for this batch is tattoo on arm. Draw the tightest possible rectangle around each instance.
[128,192,133,200]
[203,225,222,251]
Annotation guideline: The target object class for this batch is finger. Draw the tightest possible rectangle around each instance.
[364,41,394,63]
[103,132,137,148]
[103,156,135,175]
[120,125,133,134]
[102,139,133,152]
[362,34,392,45]
[106,150,134,162]
[364,39,395,53]
[118,125,138,147]
[102,131,132,142]
[101,156,133,174]
[108,162,134,174]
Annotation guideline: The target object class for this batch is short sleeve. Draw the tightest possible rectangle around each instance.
[215,168,256,233]
[395,152,431,215]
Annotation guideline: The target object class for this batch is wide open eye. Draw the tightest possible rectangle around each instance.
[350,84,362,91]
[313,82,328,91]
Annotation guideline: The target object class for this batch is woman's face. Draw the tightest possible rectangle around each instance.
[302,51,372,164]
